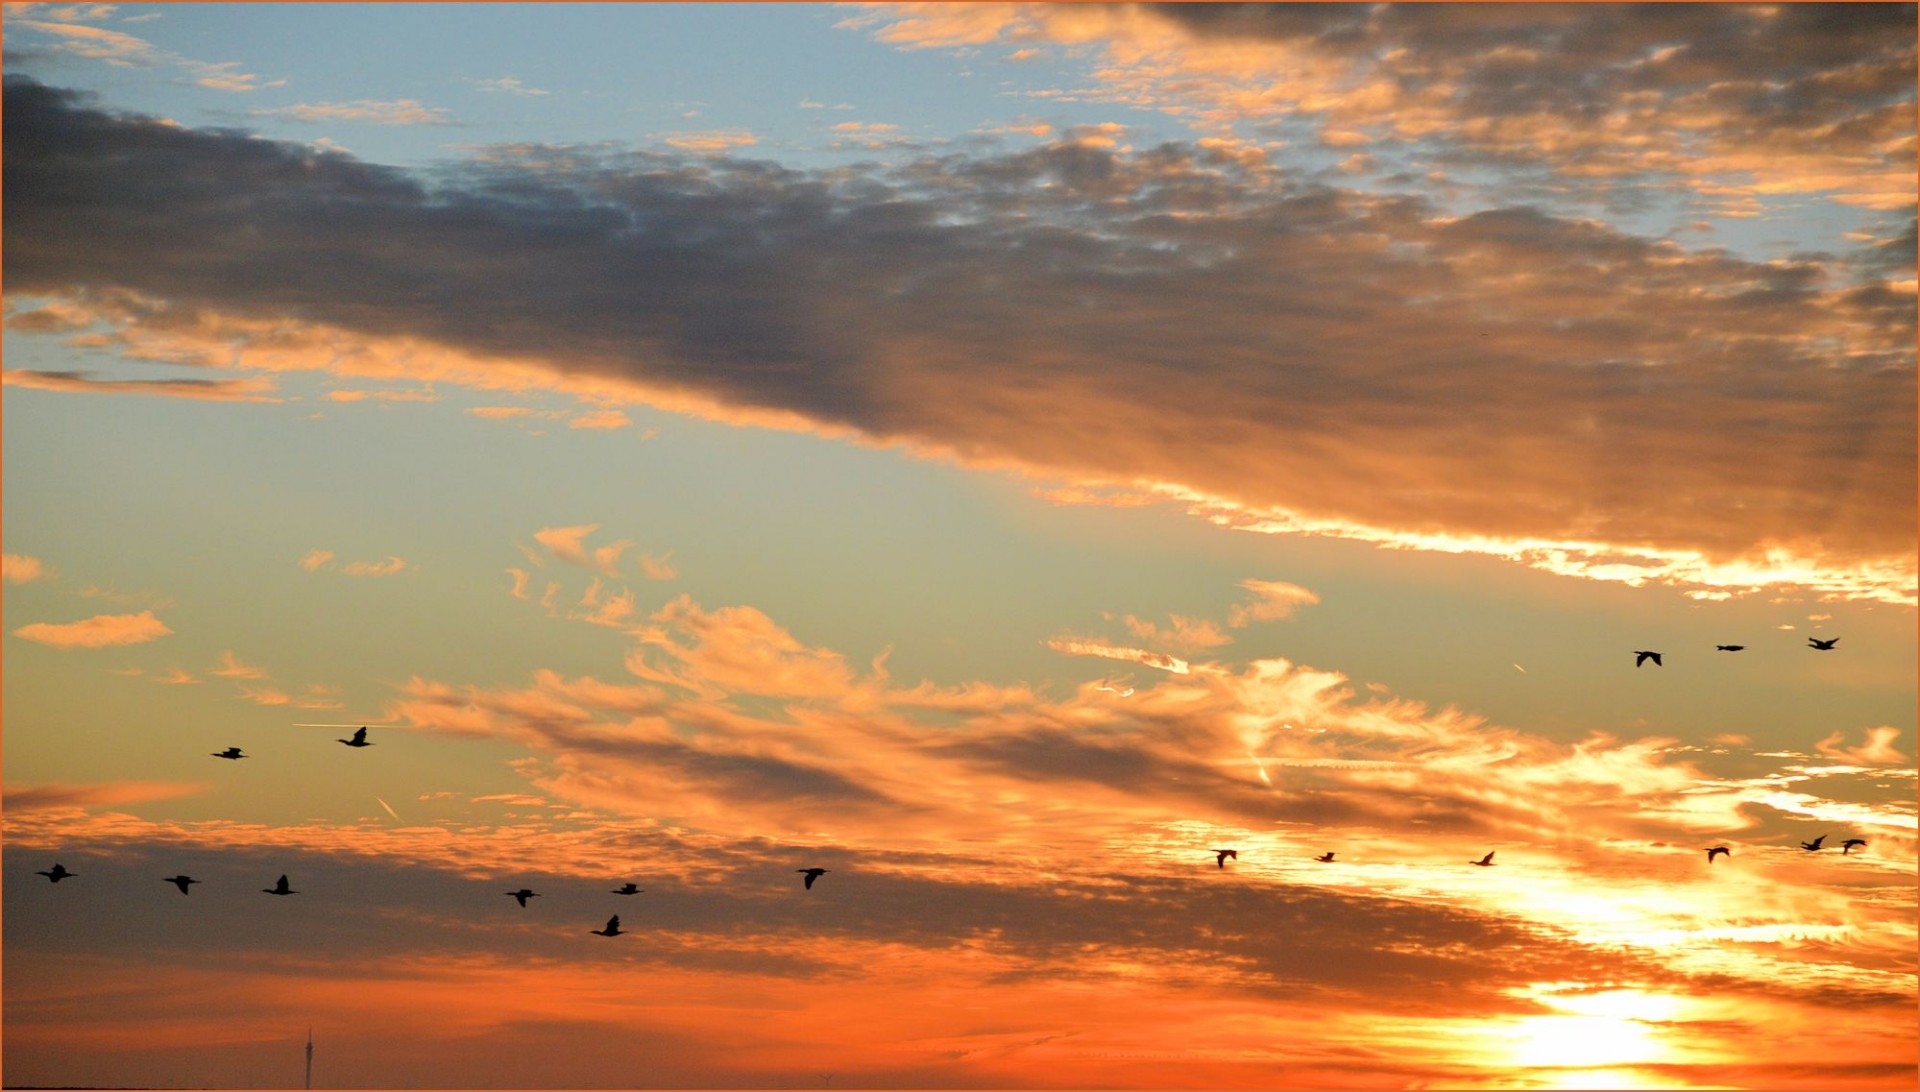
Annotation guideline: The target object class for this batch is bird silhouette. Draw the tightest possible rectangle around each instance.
[1634,651,1662,667]
[338,726,373,747]
[263,874,298,896]
[506,888,540,906]
[611,882,642,895]
[36,863,75,883]
[591,915,623,937]
[1470,851,1496,867]
[1841,838,1867,855]
[798,868,828,889]
[1213,849,1238,868]
[1808,637,1839,650]
[211,747,248,760]
[164,875,200,894]
[1314,852,1336,863]
[1715,645,1745,652]
[1800,835,1827,851]
[1705,846,1730,863]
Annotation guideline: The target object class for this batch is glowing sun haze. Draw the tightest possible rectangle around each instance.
[3,3,1914,1089]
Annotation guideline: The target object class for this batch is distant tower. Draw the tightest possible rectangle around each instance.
[305,1027,314,1090]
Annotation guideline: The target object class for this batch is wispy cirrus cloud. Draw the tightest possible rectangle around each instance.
[7,10,281,91]
[251,99,453,126]
[2,778,206,812]
[2,368,283,402]
[12,610,172,648]
[473,76,550,97]
[3,79,1911,604]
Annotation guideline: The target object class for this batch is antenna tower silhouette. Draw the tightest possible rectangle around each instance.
[305,1027,314,1090]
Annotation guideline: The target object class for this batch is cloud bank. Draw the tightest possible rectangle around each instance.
[4,77,1913,602]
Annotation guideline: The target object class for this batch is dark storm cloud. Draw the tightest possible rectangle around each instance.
[4,78,1914,593]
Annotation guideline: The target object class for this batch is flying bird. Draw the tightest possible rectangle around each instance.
[1314,852,1336,863]
[1841,838,1867,855]
[1634,651,1662,667]
[1715,645,1745,652]
[1800,835,1827,851]
[612,882,642,895]
[1705,846,1730,863]
[338,726,373,748]
[798,868,829,889]
[1470,851,1496,867]
[591,915,623,937]
[263,874,298,896]
[506,888,540,906]
[1808,637,1839,650]
[164,875,200,894]
[211,747,248,760]
[1213,849,1238,869]
[36,863,76,883]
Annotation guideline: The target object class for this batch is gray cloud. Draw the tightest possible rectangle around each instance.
[4,78,1913,595]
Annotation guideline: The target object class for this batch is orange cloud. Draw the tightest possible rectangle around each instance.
[1226,578,1319,627]
[340,556,409,577]
[12,610,172,648]
[7,81,1911,606]
[567,409,631,430]
[1119,612,1231,654]
[1044,638,1189,675]
[635,552,678,581]
[1,368,282,402]
[298,549,335,572]
[3,778,207,811]
[659,129,758,153]
[3,553,56,583]
[209,649,267,679]
[254,99,451,125]
[1814,727,1908,767]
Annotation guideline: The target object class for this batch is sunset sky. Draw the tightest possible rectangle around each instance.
[3,3,1916,1089]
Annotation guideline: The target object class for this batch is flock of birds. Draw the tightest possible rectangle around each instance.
[29,636,1873,936]
[1635,635,1839,667]
[33,721,842,938]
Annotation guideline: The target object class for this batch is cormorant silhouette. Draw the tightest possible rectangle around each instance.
[591,915,623,937]
[212,747,247,760]
[1715,645,1745,652]
[263,874,298,896]
[1314,852,1336,863]
[1800,835,1827,851]
[612,882,642,895]
[338,726,373,747]
[1705,846,1730,863]
[506,888,540,906]
[1634,651,1662,667]
[1213,849,1238,868]
[164,875,200,894]
[798,868,829,889]
[1470,851,1496,867]
[1808,637,1839,650]
[36,863,75,883]
[1841,838,1867,855]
